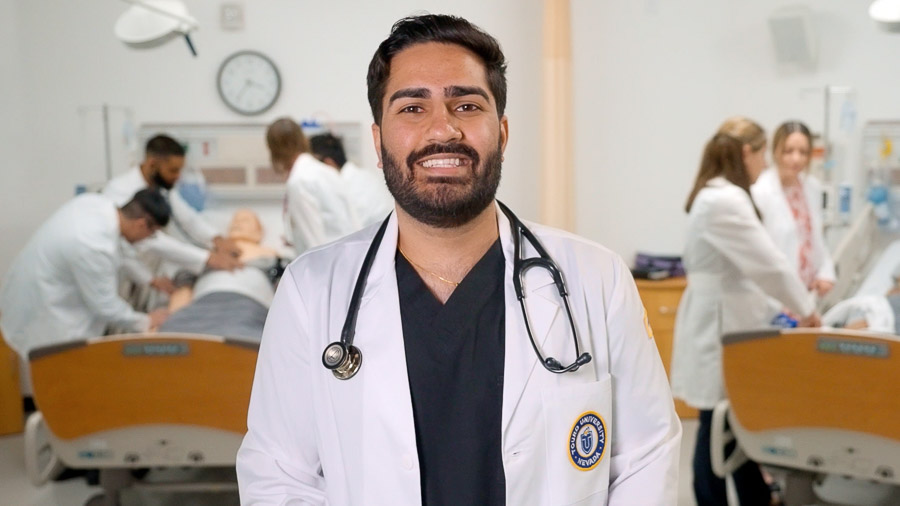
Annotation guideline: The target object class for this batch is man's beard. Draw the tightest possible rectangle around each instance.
[151,171,174,190]
[381,141,502,228]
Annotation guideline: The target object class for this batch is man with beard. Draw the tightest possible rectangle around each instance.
[238,14,681,505]
[103,135,242,291]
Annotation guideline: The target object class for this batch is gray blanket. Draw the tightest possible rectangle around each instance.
[159,291,268,341]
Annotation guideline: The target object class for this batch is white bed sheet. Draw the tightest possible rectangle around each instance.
[855,239,900,297]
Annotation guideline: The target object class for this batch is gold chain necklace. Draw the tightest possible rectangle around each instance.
[397,246,460,287]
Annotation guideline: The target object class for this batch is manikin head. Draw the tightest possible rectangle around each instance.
[228,208,265,244]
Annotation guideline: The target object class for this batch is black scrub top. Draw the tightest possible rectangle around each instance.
[396,239,506,506]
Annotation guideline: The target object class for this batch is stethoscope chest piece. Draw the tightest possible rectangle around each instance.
[322,342,362,380]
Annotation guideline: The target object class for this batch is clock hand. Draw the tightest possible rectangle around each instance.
[235,80,251,101]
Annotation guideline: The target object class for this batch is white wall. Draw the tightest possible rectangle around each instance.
[572,0,900,262]
[0,0,542,273]
[0,1,41,274]
[4,0,897,274]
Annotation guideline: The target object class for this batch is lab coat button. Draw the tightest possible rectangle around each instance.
[401,453,414,470]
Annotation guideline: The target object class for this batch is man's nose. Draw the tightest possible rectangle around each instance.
[426,107,462,143]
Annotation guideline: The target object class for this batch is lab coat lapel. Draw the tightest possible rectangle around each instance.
[497,204,561,434]
[351,214,420,499]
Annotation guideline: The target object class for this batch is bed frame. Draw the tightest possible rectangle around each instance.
[820,203,877,311]
[711,327,900,505]
[25,333,258,505]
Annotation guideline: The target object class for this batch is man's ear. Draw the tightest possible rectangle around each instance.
[499,115,509,155]
[372,123,383,169]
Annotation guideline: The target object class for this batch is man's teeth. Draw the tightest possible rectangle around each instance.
[421,158,462,168]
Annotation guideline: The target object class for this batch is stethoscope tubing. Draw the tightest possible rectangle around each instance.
[324,202,591,379]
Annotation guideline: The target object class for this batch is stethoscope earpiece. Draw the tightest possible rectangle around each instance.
[322,341,362,380]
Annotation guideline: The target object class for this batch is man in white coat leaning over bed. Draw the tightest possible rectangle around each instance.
[103,134,242,287]
[237,14,681,505]
[0,190,171,358]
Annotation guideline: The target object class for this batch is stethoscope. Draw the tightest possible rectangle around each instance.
[321,201,592,380]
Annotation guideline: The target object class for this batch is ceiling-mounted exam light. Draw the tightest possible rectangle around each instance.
[114,0,199,56]
[870,0,900,33]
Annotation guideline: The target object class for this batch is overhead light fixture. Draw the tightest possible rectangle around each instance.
[114,0,199,56]
[870,0,900,33]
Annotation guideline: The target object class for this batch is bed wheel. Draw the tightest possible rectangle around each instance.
[84,491,119,506]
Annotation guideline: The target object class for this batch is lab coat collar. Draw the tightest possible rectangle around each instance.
[355,211,400,305]
[358,202,557,303]
[496,202,561,433]
[707,176,730,188]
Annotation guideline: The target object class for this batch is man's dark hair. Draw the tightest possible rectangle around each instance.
[309,133,348,168]
[366,14,508,126]
[145,134,186,159]
[121,188,171,228]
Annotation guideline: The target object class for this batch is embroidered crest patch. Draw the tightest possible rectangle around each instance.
[568,411,607,471]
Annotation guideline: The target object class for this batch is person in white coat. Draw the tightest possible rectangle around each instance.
[103,134,242,287]
[238,14,681,505]
[751,121,836,297]
[0,190,171,358]
[671,117,822,506]
[310,132,394,227]
[266,119,362,256]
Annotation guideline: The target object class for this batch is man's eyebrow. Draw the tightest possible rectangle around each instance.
[445,85,489,101]
[388,87,430,105]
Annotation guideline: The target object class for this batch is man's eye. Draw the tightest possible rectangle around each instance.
[457,104,481,112]
[400,105,422,113]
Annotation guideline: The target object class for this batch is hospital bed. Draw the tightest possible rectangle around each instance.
[24,333,257,505]
[711,206,900,504]
[820,203,900,311]
[711,327,900,505]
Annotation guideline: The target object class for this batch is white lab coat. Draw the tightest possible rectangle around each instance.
[238,203,682,505]
[671,177,815,409]
[340,161,394,227]
[103,167,216,277]
[751,169,836,283]
[0,194,149,358]
[284,153,361,255]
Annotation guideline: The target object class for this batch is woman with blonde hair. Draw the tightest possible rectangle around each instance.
[672,117,821,505]
[752,120,835,297]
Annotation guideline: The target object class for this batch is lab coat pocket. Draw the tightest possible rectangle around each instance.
[541,376,611,506]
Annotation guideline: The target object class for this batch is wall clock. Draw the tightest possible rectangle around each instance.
[217,50,281,115]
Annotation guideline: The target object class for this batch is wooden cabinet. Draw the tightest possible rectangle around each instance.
[0,331,24,435]
[635,278,697,419]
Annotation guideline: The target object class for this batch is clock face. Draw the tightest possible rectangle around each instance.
[217,50,281,115]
